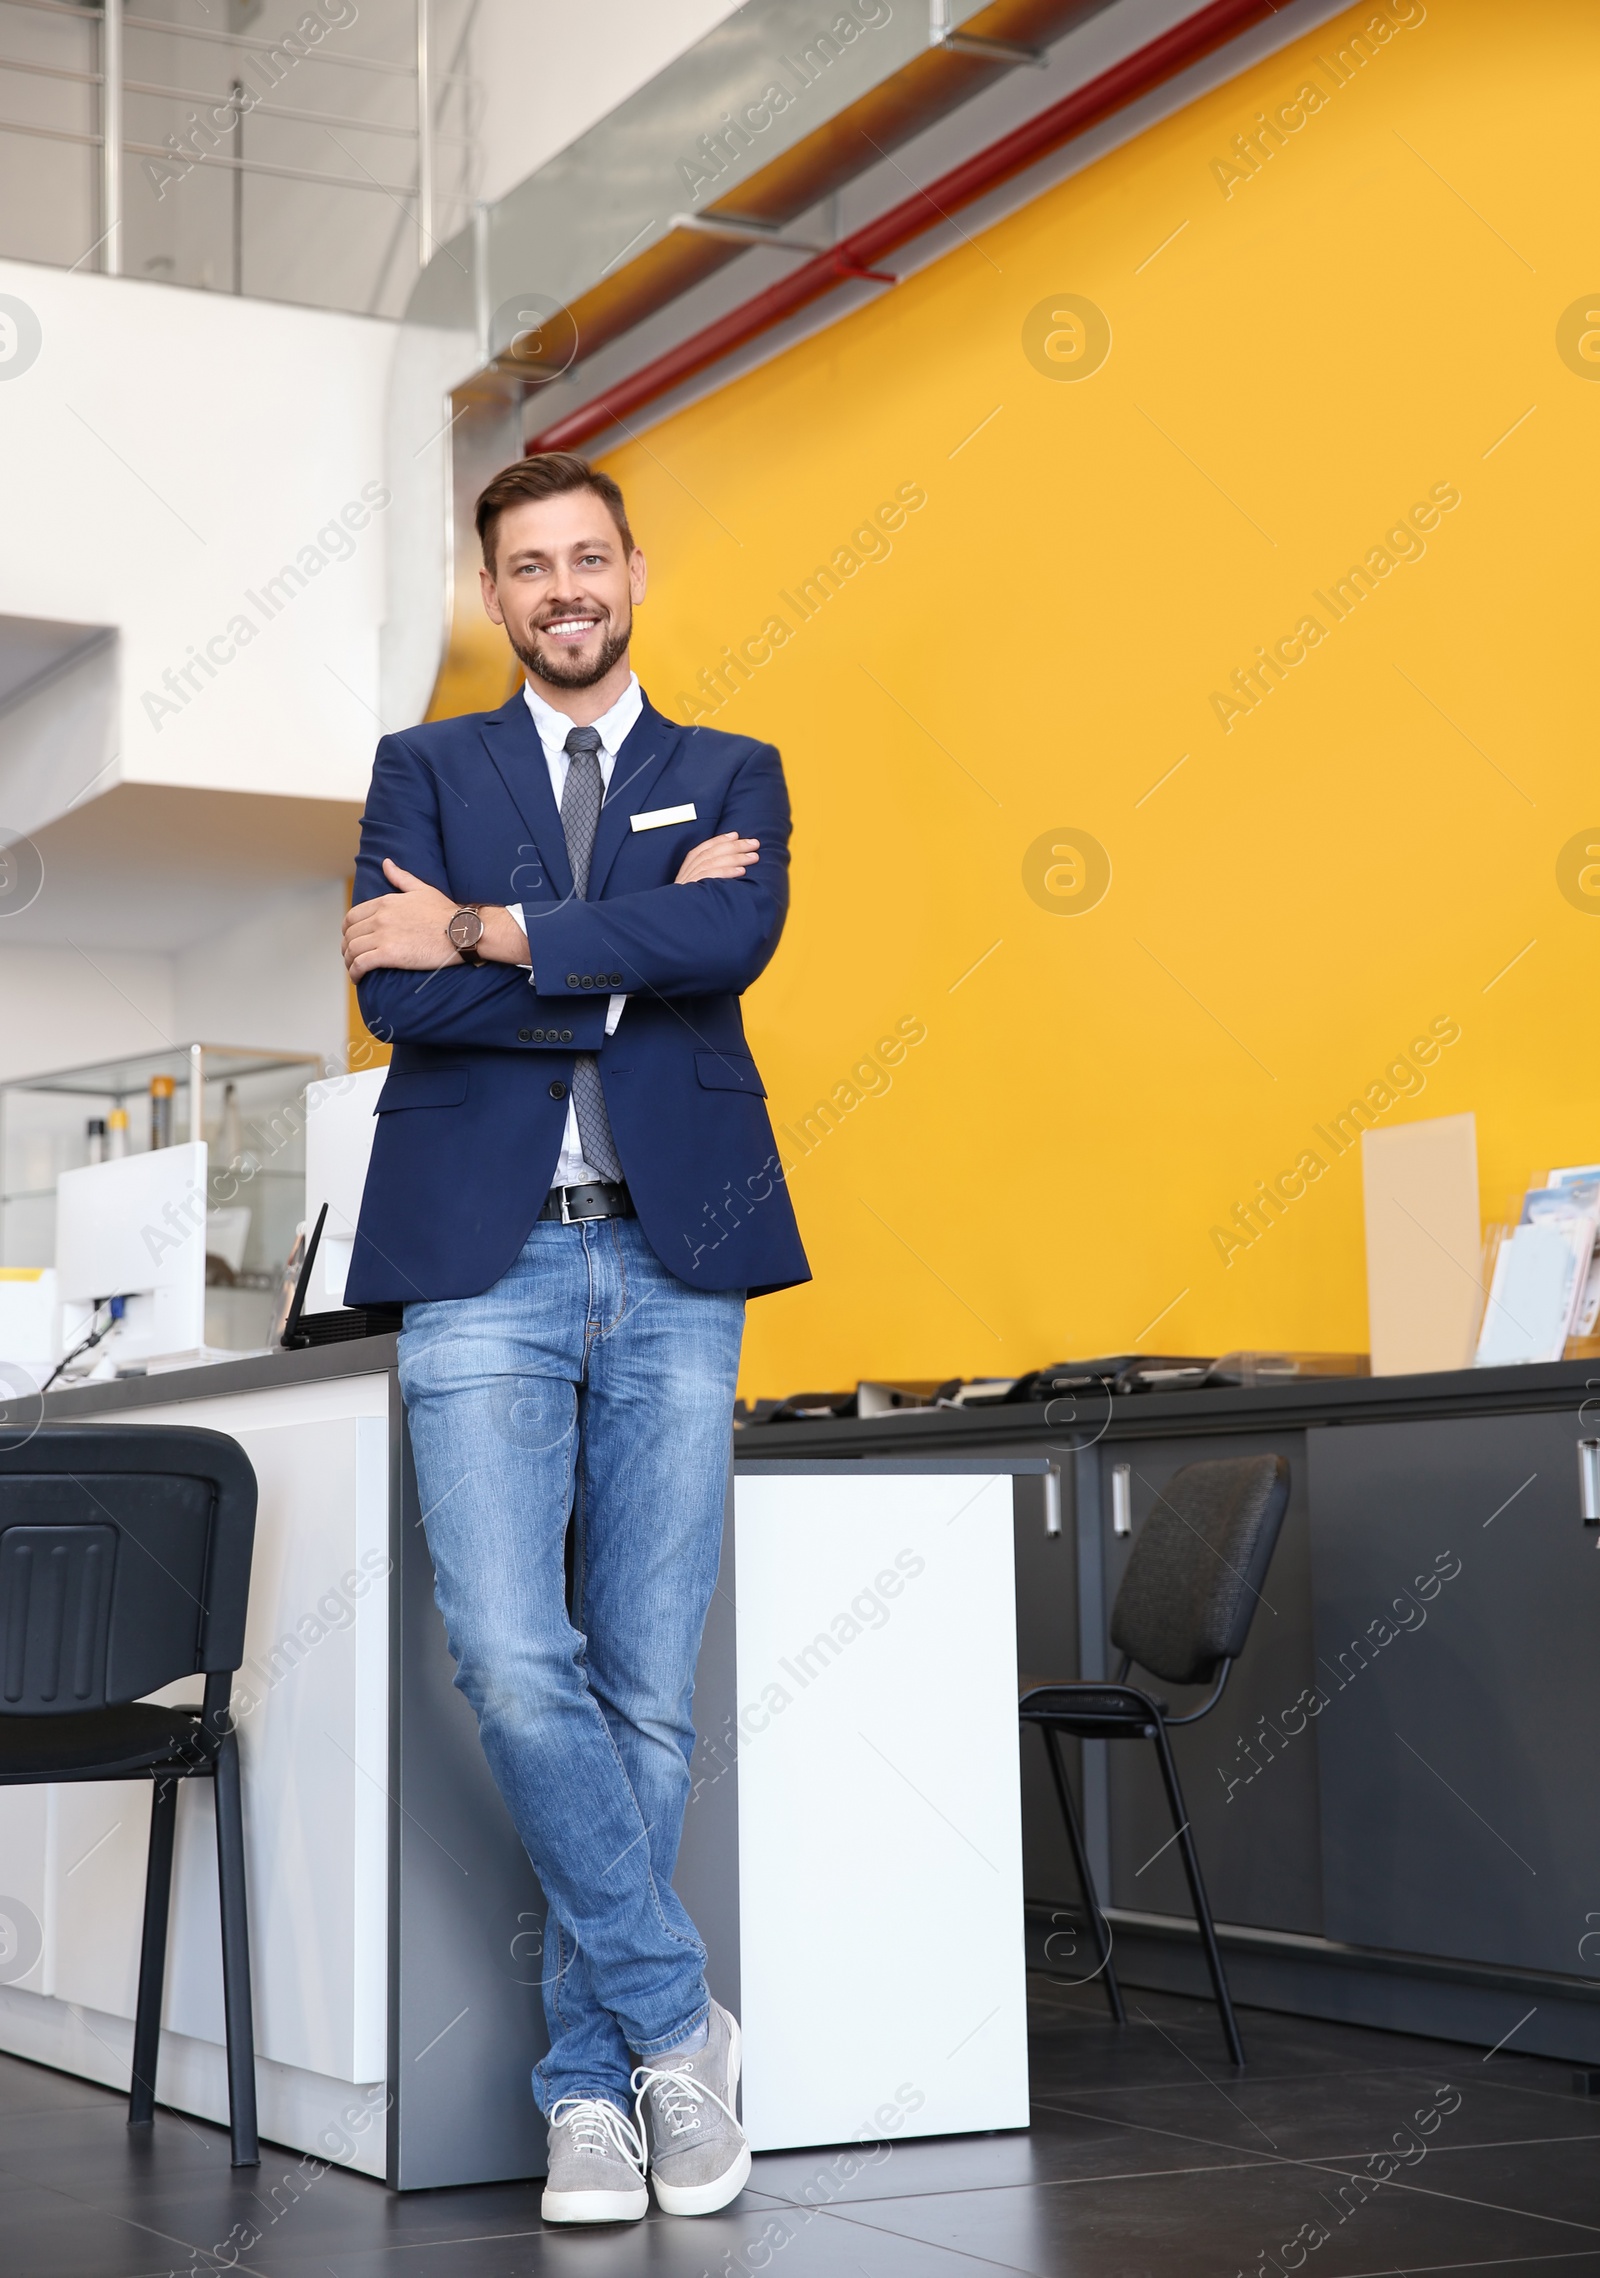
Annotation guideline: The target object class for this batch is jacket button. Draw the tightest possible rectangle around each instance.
[581,974,594,988]
[566,972,579,986]
[561,1028,573,1042]
[517,1027,532,1042]
[614,972,624,985]
[549,1080,567,1100]
[533,1028,546,1042]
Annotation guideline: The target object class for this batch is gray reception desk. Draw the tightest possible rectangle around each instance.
[0,1343,1030,2188]
[740,1359,1600,2069]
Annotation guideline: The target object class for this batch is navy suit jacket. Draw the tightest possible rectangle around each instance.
[345,688,810,1305]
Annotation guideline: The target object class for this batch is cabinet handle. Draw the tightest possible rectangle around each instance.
[1579,1441,1600,1531]
[1112,1462,1132,1537]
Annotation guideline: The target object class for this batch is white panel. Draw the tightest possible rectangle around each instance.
[51,1784,152,2016]
[0,1271,56,1370]
[0,1987,387,2178]
[303,1069,385,1311]
[734,1473,1028,2150]
[177,1413,386,2079]
[0,1787,50,1993]
[350,1413,390,2081]
[119,1375,389,1434]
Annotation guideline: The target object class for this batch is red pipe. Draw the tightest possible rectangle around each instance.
[528,0,1278,453]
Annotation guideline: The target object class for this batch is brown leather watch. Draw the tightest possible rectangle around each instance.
[447,904,486,966]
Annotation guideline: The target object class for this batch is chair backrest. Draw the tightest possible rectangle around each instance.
[1109,1453,1289,1687]
[0,1425,257,1715]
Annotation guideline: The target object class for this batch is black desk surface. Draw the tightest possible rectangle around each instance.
[734,1355,1600,1454]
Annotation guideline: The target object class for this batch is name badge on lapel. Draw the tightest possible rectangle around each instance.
[631,803,696,832]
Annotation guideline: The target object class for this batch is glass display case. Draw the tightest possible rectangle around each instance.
[0,1042,324,1352]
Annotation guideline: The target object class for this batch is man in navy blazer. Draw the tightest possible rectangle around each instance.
[342,454,807,2224]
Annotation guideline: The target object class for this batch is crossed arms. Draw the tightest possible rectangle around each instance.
[343,732,790,1051]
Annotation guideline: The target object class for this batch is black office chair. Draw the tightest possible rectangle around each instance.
[1021,1452,1290,2066]
[0,1424,260,2164]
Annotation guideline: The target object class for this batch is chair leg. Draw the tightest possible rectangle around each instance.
[212,1730,259,2166]
[1149,1722,1245,2067]
[129,1776,178,2128]
[1039,1726,1125,2023]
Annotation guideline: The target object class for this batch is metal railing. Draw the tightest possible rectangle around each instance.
[0,0,476,313]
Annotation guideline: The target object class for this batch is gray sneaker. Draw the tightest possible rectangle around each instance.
[631,1999,751,2216]
[541,2096,648,2224]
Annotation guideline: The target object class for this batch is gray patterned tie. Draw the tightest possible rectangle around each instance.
[558,725,624,1184]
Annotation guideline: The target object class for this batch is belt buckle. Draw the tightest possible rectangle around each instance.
[559,1185,578,1225]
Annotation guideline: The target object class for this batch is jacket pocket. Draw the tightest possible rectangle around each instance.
[694,1052,766,1096]
[375,1068,469,1112]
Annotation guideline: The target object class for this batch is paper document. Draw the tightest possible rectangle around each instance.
[1475,1217,1595,1367]
[1520,1180,1600,1339]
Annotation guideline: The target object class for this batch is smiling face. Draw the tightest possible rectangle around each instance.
[480,487,647,703]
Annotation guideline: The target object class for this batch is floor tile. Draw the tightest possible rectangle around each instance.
[815,2152,1593,2278]
[748,2103,1275,2206]
[1029,1975,1516,2095]
[0,2054,118,2118]
[249,2196,1029,2278]
[0,2180,210,2278]
[1411,2136,1600,2231]
[1034,2063,1600,2166]
[0,2112,249,2204]
[3,1986,1595,2278]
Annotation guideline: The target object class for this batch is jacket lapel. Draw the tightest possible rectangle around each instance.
[478,691,574,904]
[588,698,683,900]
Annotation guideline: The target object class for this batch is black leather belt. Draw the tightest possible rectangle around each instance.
[538,1179,634,1224]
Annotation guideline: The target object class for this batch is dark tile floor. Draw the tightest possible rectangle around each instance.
[4,1976,1598,2277]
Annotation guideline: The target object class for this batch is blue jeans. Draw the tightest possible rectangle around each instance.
[397,1217,745,2115]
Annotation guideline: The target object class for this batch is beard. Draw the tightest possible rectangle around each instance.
[509,605,632,691]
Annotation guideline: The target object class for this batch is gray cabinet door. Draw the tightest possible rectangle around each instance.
[1309,1413,1600,1975]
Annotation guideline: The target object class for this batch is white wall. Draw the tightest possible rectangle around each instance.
[0,882,347,1099]
[0,258,395,819]
[0,6,750,1104]
[473,0,744,207]
[173,880,349,1067]
[0,945,175,1086]
[0,258,383,1094]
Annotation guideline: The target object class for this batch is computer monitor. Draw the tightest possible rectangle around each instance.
[55,1142,207,1370]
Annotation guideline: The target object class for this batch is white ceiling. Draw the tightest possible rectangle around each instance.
[1,782,363,951]
[0,616,109,714]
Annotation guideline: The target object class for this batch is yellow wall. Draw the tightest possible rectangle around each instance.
[602,0,1598,1398]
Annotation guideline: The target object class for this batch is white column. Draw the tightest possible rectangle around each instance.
[473,199,490,365]
[415,0,433,268]
[101,0,123,276]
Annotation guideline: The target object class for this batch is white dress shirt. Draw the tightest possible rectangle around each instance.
[505,674,639,1188]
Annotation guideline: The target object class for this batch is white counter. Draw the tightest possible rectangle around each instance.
[0,1349,1031,2183]
[0,1369,393,2175]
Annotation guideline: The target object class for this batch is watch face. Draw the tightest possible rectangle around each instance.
[448,907,484,950]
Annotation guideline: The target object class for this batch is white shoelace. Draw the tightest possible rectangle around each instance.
[630,2058,741,2147]
[549,2095,647,2178]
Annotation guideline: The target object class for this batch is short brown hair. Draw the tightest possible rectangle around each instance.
[475,453,634,571]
